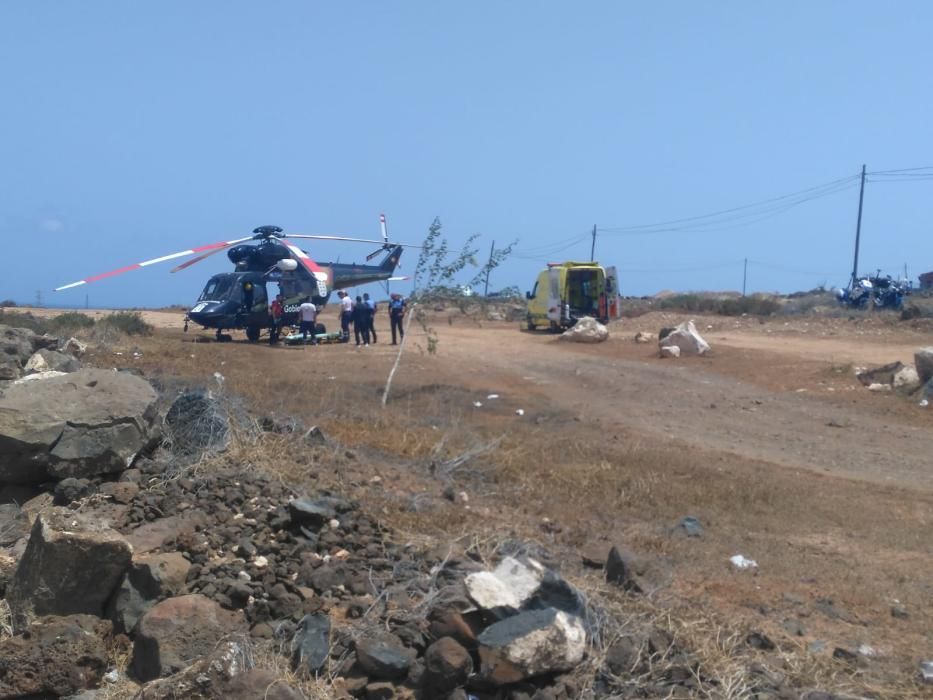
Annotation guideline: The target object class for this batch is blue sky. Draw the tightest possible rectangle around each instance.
[1,2,931,307]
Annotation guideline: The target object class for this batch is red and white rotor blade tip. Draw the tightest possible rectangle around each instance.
[380,213,388,243]
[54,236,252,291]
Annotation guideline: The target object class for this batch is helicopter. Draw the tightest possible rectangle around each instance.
[55,215,416,341]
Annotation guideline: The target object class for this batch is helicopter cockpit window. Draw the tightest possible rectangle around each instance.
[198,275,235,301]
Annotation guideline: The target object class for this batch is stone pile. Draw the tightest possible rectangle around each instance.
[559,317,609,343]
[658,320,710,357]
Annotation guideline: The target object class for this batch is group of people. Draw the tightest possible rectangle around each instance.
[268,290,407,346]
[337,291,407,346]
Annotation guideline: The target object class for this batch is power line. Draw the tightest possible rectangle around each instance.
[598,173,861,234]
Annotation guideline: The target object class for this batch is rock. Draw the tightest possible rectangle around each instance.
[422,637,473,696]
[605,546,642,592]
[163,390,229,457]
[856,361,904,387]
[288,495,351,527]
[291,613,331,675]
[355,634,415,680]
[63,336,88,357]
[24,348,80,375]
[867,382,890,392]
[0,614,111,699]
[921,660,933,683]
[304,425,326,446]
[659,320,710,355]
[915,347,933,384]
[7,510,132,632]
[559,316,608,343]
[604,636,638,676]
[676,516,704,538]
[465,557,544,613]
[660,345,681,358]
[134,640,302,700]
[364,682,396,700]
[13,369,68,383]
[0,503,29,546]
[53,477,97,504]
[477,608,586,684]
[893,365,921,391]
[0,325,38,380]
[0,368,160,483]
[890,603,909,619]
[99,480,141,504]
[107,552,191,634]
[131,594,248,681]
[634,331,655,343]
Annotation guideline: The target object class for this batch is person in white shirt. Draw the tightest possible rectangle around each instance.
[298,298,317,345]
[338,290,353,342]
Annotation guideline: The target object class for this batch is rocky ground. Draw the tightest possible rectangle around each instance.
[1,308,932,698]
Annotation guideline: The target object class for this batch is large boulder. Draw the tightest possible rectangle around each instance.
[131,594,248,681]
[7,510,133,632]
[915,347,933,384]
[24,348,80,375]
[0,368,160,483]
[0,614,112,699]
[659,320,710,355]
[559,317,609,343]
[477,607,586,684]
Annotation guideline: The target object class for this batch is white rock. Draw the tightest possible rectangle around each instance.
[868,383,891,392]
[12,370,68,384]
[465,571,521,610]
[660,345,681,359]
[62,337,88,357]
[559,316,609,343]
[659,320,710,355]
[24,352,50,374]
[492,557,544,603]
[893,365,920,390]
[478,608,586,684]
[515,409,525,416]
[634,331,655,344]
[729,554,758,569]
[253,556,269,568]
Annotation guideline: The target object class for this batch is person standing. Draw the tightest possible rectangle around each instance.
[298,297,317,344]
[389,292,406,345]
[338,291,353,342]
[269,293,284,345]
[363,292,377,344]
[353,295,370,346]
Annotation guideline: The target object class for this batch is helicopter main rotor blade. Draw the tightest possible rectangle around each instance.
[286,234,422,248]
[54,236,254,292]
[170,240,245,273]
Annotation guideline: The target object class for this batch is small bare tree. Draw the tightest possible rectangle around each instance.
[381,217,515,406]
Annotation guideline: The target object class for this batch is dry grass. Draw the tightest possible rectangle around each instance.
[62,325,932,697]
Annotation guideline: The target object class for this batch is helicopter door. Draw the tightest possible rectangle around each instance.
[605,266,620,319]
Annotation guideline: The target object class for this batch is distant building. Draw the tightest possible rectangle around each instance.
[920,271,933,290]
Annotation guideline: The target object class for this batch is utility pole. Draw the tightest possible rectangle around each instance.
[742,258,748,297]
[590,224,596,262]
[850,164,867,289]
[483,240,495,297]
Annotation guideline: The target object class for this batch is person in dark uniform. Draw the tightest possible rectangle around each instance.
[352,295,370,346]
[389,292,406,345]
[363,292,377,344]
